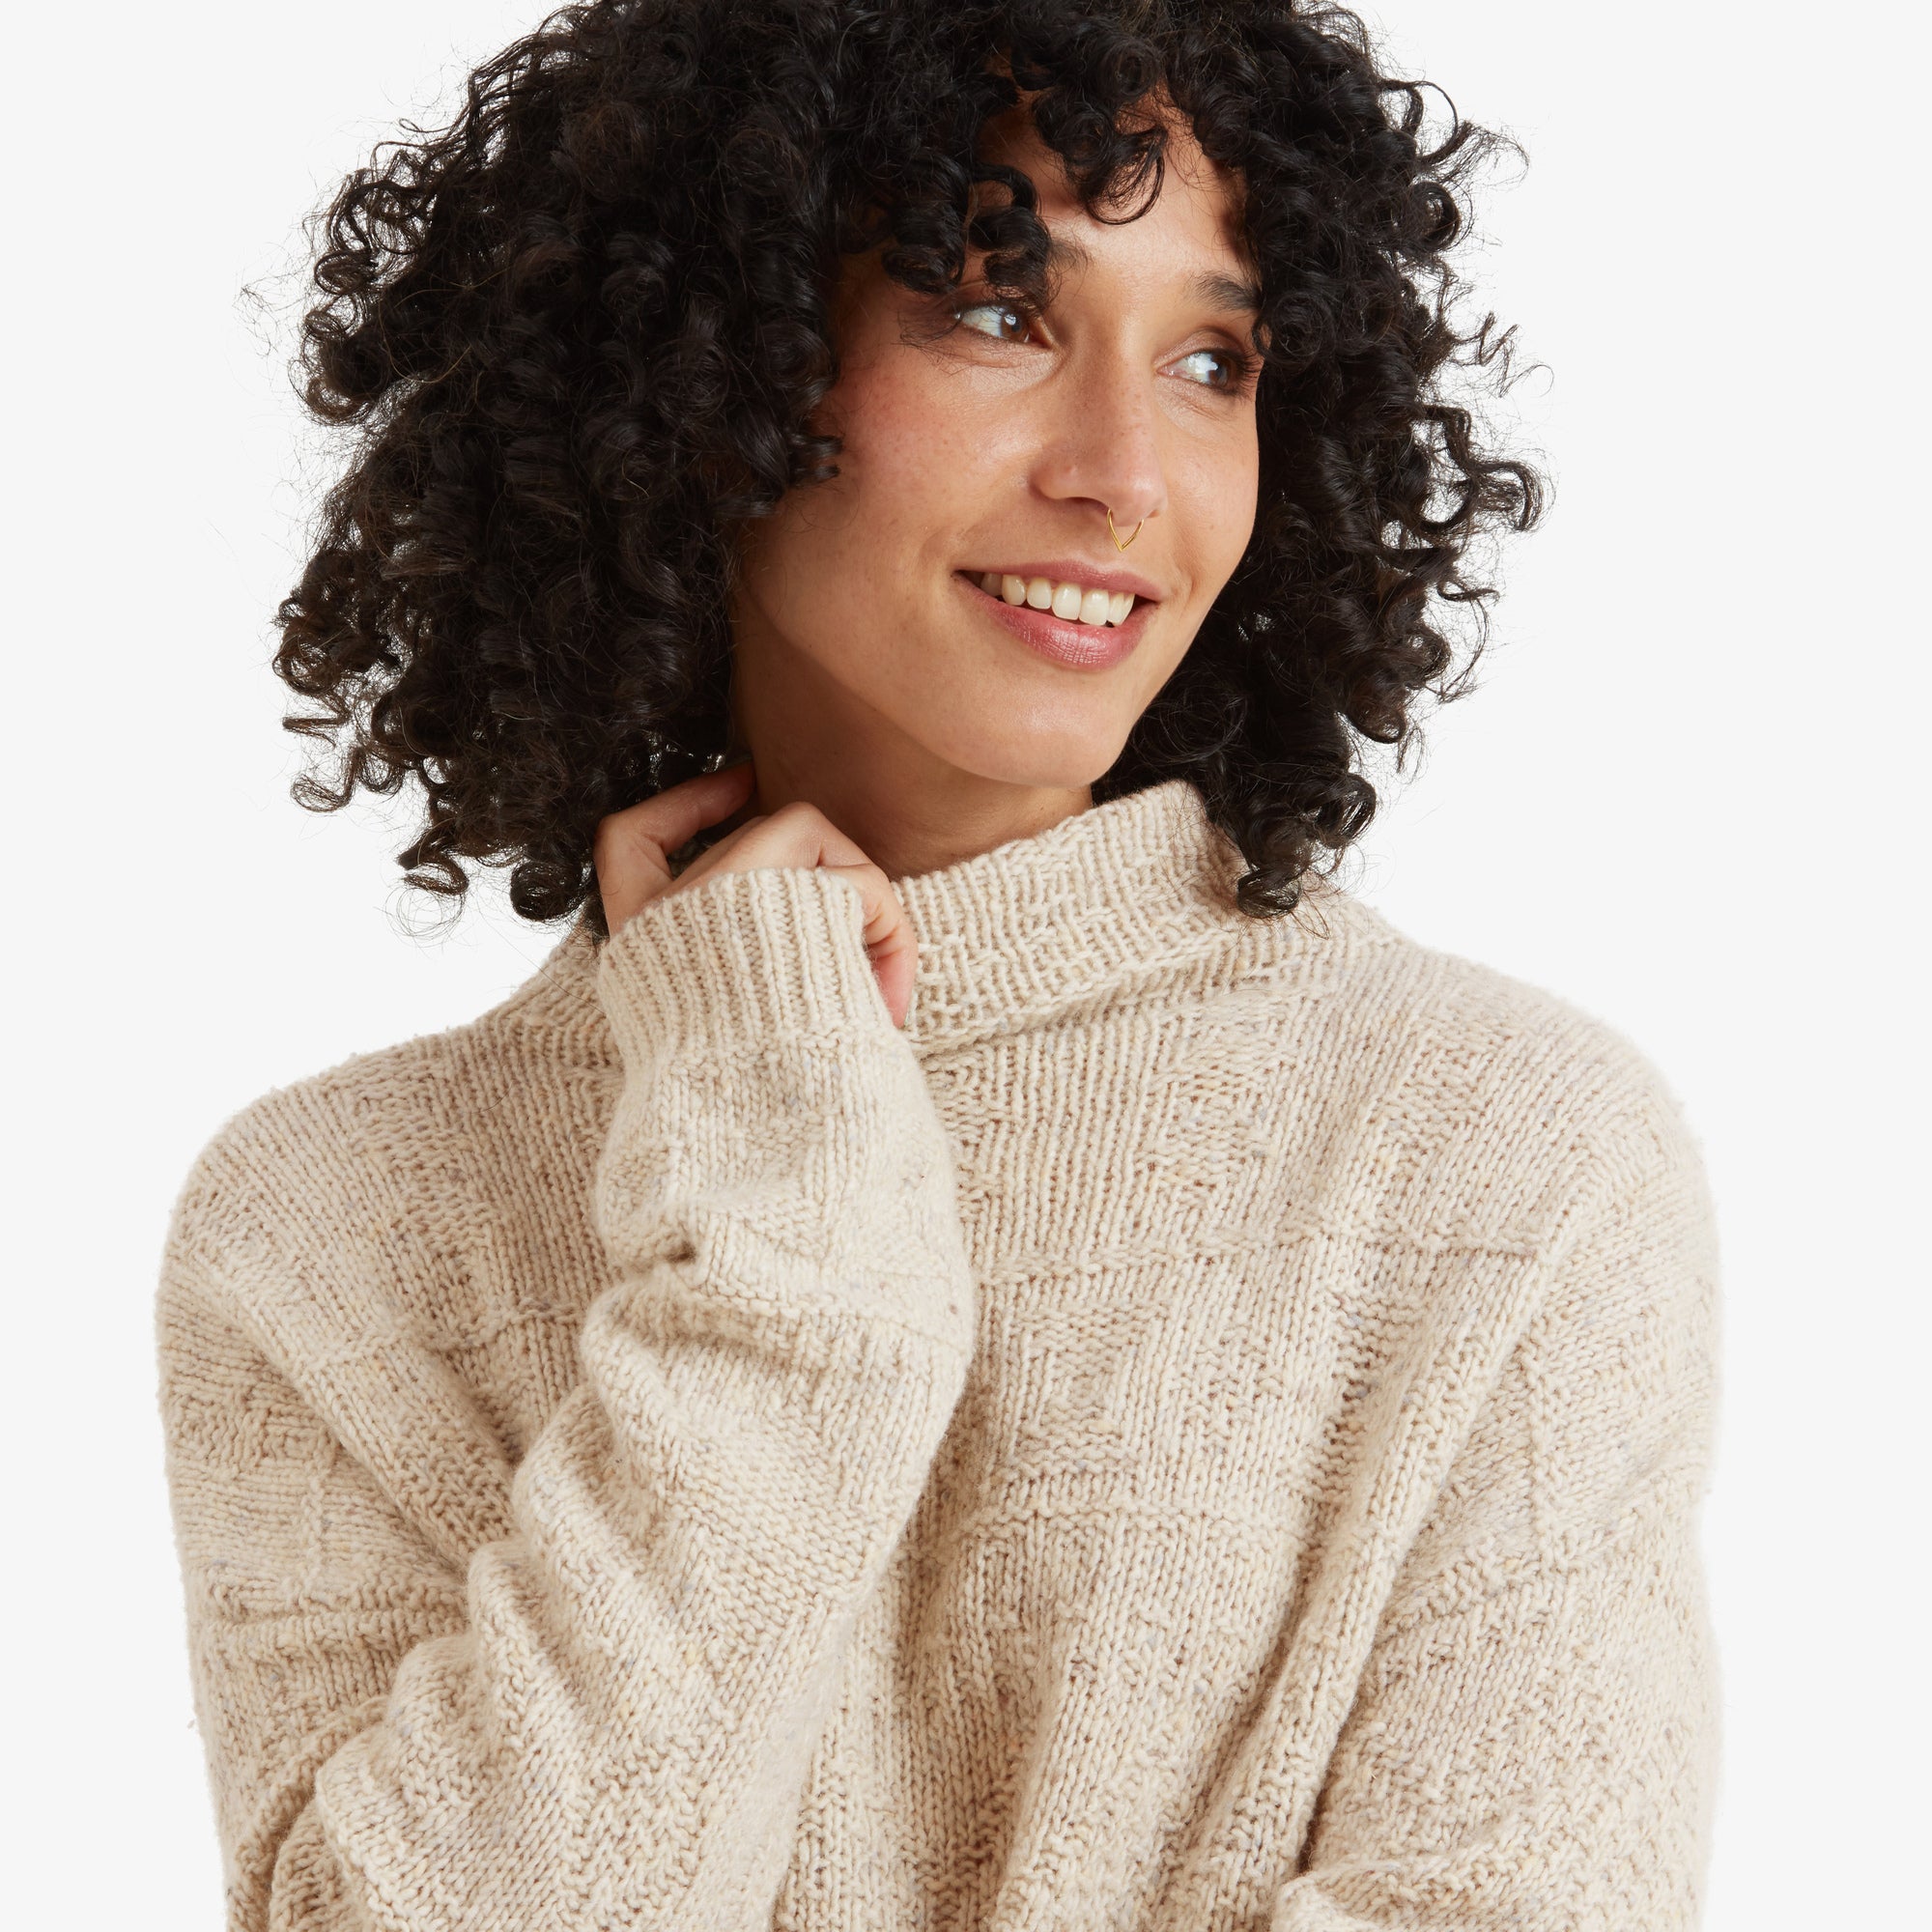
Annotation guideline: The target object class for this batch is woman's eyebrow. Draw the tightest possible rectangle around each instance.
[1189,270,1264,317]
[1037,233,1262,317]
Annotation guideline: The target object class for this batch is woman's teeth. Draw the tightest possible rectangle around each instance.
[976,572,1135,627]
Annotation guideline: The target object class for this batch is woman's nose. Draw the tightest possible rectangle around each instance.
[1030,364,1169,535]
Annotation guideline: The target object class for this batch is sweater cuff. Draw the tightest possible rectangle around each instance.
[595,865,895,1069]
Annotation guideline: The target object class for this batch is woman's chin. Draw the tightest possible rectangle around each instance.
[909,720,1129,796]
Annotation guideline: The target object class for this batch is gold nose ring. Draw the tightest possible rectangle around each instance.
[1107,507,1146,553]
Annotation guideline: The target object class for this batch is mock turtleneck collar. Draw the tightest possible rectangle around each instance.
[897,778,1261,1051]
[497,778,1389,1059]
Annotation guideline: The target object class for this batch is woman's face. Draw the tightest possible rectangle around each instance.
[728,113,1261,802]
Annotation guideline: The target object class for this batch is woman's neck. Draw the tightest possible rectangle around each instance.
[724,655,1095,883]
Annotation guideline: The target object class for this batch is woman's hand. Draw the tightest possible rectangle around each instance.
[592,762,919,1028]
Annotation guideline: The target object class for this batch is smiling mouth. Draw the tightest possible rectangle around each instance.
[964,570,1140,628]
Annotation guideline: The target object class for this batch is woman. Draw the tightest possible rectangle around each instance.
[157,3,1721,1928]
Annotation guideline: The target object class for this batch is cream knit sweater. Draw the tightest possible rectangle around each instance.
[156,777,1721,1932]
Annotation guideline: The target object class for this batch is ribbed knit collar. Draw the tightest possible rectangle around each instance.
[500,778,1393,1060]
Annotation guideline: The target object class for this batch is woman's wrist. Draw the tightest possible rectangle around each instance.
[596,862,897,1073]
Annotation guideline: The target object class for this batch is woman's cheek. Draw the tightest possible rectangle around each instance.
[852,365,1010,520]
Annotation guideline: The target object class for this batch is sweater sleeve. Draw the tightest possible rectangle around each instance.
[1268,1089,1724,1931]
[156,866,977,1932]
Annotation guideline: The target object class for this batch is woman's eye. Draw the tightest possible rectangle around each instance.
[1173,347,1241,390]
[955,301,1032,344]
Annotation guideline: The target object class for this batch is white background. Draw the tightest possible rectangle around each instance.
[3,1,1924,1920]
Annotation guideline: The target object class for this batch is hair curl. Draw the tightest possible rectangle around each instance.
[274,0,1543,931]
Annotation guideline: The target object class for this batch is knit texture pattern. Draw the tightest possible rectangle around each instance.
[156,777,1722,1931]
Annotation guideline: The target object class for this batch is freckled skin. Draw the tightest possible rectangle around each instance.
[724,113,1262,880]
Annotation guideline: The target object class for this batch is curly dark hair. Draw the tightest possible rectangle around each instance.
[273,0,1542,932]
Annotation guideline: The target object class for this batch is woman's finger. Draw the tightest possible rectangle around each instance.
[600,761,755,867]
[594,762,757,931]
[823,860,918,1027]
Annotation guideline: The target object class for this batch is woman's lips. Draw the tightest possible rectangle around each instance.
[955,571,1152,669]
